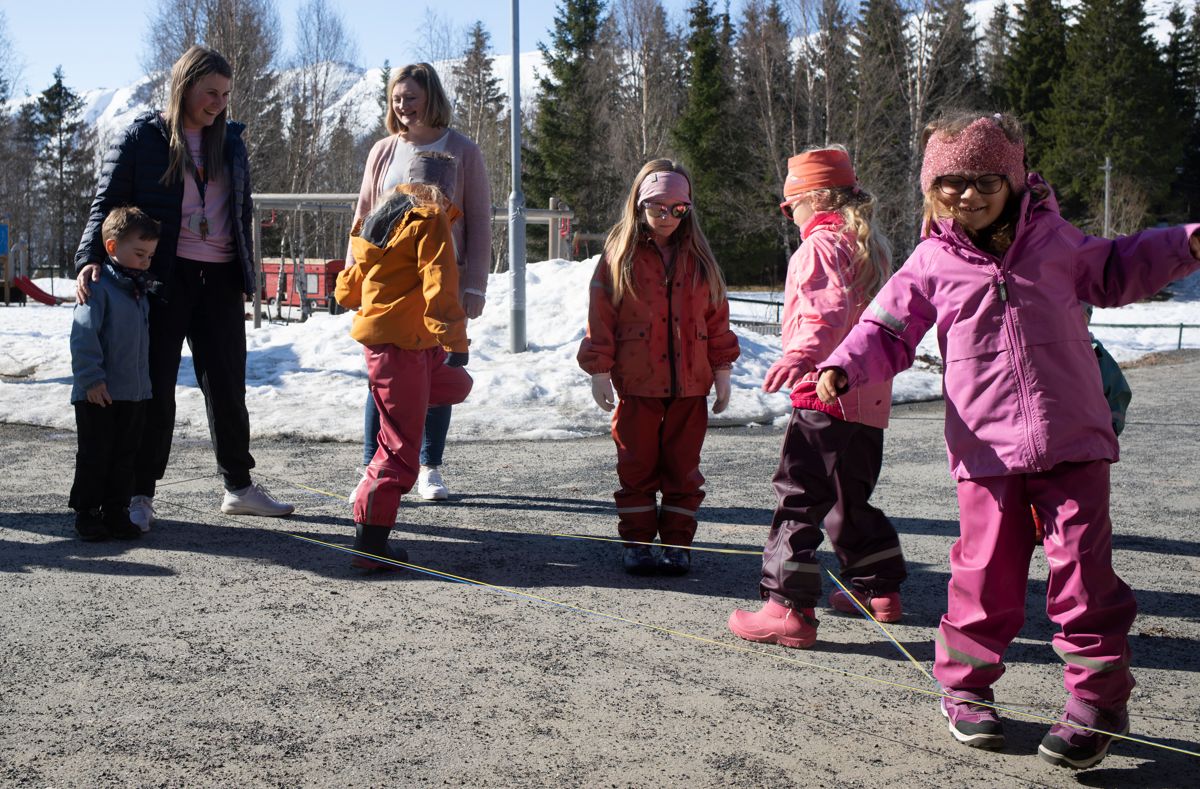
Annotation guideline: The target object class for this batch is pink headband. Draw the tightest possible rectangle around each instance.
[920,116,1025,194]
[637,170,691,206]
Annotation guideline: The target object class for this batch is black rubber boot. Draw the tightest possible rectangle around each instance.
[351,524,409,571]
[74,508,110,542]
[657,546,691,576]
[622,545,657,576]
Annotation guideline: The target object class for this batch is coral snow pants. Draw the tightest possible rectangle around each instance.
[611,395,708,546]
[934,459,1137,709]
[354,345,472,527]
[760,409,906,608]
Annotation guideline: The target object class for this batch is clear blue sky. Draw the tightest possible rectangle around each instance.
[4,0,705,95]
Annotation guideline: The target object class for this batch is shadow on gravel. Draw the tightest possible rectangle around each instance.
[1114,533,1200,558]
[0,513,176,576]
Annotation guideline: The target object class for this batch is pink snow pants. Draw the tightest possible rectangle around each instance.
[934,459,1137,709]
[354,344,472,527]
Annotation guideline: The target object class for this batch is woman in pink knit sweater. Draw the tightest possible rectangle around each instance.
[349,62,492,502]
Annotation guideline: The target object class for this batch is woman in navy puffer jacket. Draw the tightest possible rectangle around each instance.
[75,45,292,531]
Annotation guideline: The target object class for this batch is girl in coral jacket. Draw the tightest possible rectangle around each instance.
[578,159,740,577]
[727,147,905,650]
[817,111,1200,769]
[335,152,473,570]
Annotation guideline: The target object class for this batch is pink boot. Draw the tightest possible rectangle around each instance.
[728,599,818,649]
[829,589,902,623]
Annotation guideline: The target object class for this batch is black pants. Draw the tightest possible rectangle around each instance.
[760,409,907,608]
[70,400,147,513]
[135,258,254,495]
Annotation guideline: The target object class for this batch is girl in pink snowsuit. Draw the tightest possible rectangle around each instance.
[818,112,1200,769]
[728,147,904,650]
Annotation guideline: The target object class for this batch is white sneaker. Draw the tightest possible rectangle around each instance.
[221,482,295,517]
[417,466,449,501]
[129,495,155,533]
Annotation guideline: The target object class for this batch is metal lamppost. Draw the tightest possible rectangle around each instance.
[508,0,527,352]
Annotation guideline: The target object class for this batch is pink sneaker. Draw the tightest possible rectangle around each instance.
[828,589,902,623]
[727,599,817,649]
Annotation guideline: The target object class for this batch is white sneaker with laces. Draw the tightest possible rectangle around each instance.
[221,483,295,516]
[417,466,449,501]
[129,495,155,533]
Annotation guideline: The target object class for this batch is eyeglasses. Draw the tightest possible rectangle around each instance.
[936,174,1006,196]
[779,196,805,220]
[642,201,691,220]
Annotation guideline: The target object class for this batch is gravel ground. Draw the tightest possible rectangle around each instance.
[2,352,1198,787]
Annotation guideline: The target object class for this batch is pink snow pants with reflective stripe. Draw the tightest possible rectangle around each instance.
[354,344,472,527]
[934,459,1136,709]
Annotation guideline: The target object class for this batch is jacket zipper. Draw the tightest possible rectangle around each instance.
[993,254,1042,472]
[664,253,677,398]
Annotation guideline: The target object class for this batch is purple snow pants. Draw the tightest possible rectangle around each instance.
[759,409,906,608]
[935,459,1137,709]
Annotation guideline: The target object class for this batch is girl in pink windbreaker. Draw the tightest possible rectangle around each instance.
[728,147,903,650]
[817,111,1200,769]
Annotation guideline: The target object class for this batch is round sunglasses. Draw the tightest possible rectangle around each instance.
[642,201,691,220]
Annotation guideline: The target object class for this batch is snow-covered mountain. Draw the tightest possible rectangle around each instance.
[36,51,545,153]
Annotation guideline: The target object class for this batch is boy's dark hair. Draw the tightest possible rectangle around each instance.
[101,206,161,244]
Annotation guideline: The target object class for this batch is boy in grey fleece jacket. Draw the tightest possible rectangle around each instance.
[69,207,159,540]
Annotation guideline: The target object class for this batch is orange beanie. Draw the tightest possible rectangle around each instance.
[784,149,857,197]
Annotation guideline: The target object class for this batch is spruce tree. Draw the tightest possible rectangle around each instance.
[980,2,1012,108]
[1004,0,1067,171]
[853,0,912,257]
[453,20,510,264]
[1042,0,1182,223]
[925,0,984,113]
[736,0,795,276]
[31,68,98,278]
[526,0,621,233]
[1165,3,1200,219]
[674,0,754,281]
[815,0,856,145]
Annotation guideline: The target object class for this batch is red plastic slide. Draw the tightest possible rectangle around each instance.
[13,276,59,305]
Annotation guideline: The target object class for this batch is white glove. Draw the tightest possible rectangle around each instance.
[712,368,731,414]
[591,373,616,412]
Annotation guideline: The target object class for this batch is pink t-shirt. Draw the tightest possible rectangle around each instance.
[176,128,235,262]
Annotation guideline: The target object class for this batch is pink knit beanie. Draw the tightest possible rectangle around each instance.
[637,170,691,206]
[920,116,1025,194]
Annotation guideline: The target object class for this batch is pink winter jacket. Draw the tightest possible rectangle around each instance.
[823,177,1200,480]
[780,211,893,429]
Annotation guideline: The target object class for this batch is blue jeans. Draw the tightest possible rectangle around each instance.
[362,390,451,467]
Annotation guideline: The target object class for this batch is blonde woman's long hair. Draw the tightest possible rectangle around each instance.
[161,46,233,187]
[603,159,727,306]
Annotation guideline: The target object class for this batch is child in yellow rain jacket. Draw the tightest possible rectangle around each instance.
[335,151,472,569]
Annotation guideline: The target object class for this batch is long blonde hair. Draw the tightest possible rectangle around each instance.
[796,146,892,298]
[161,46,232,186]
[603,159,727,306]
